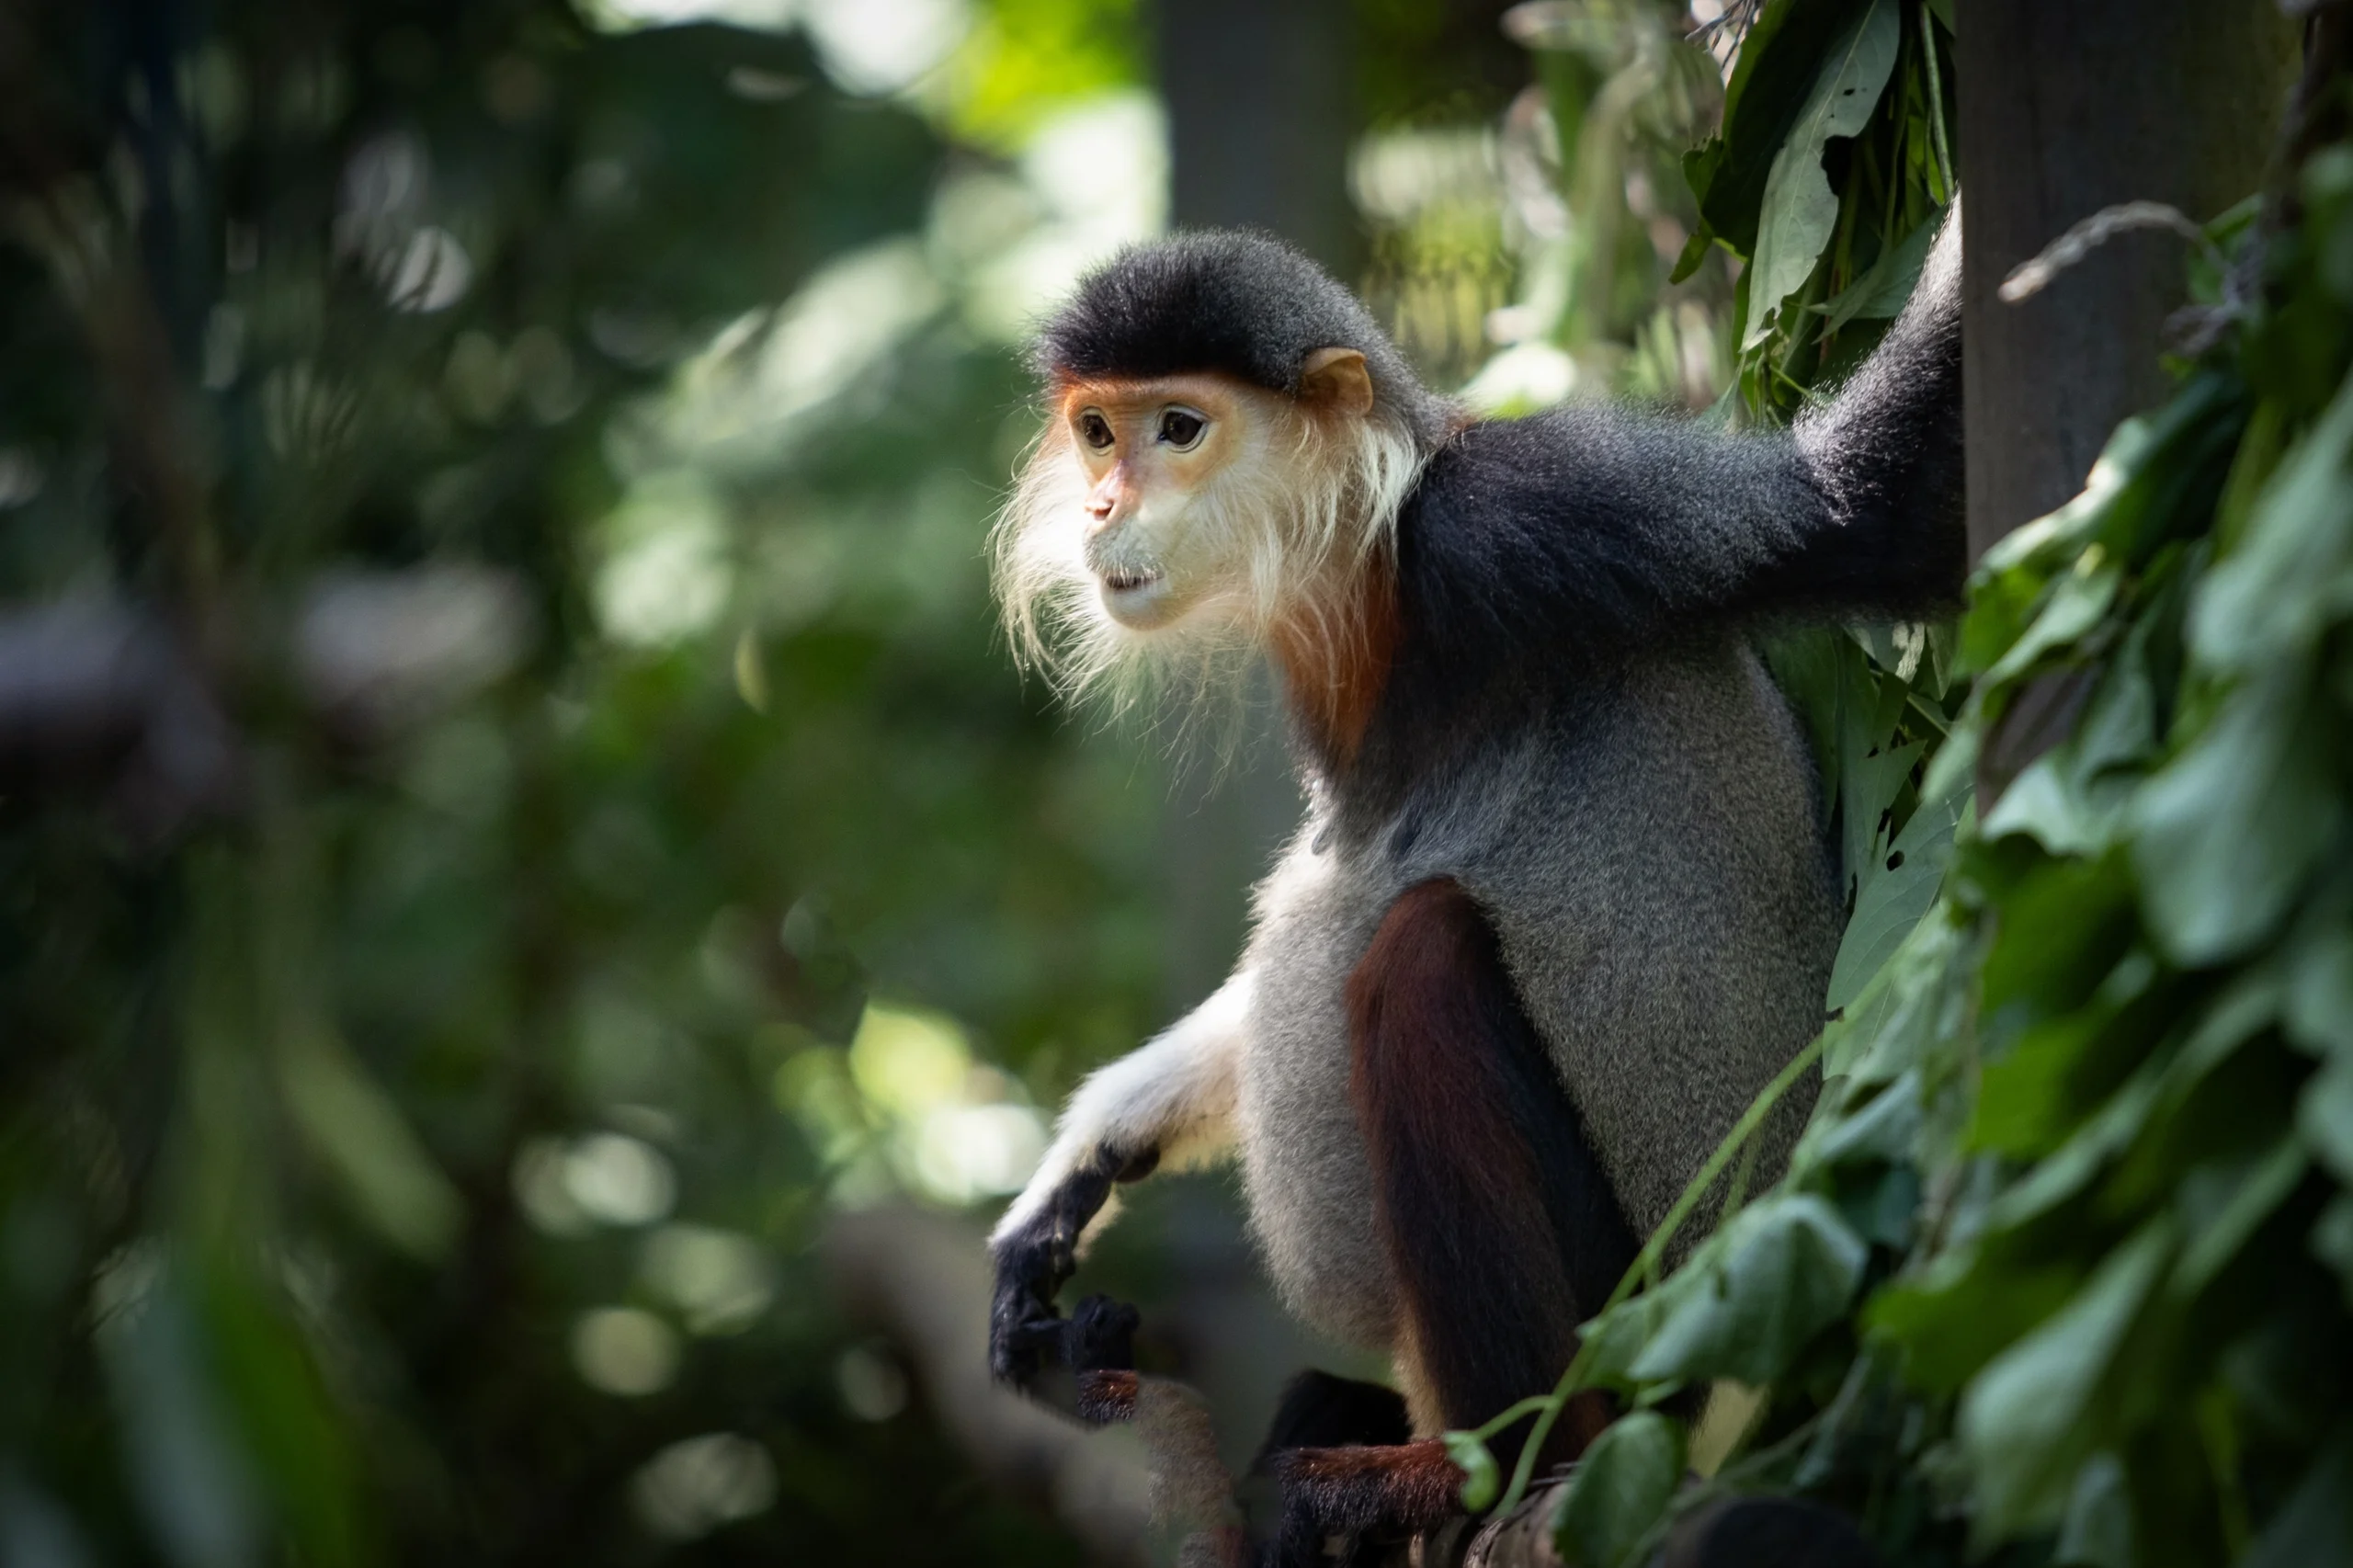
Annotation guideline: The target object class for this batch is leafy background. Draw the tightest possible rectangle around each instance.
[2,1,2345,1566]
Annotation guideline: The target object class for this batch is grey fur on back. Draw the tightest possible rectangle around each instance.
[1234,631,1837,1348]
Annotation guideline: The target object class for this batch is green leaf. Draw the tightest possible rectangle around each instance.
[1978,557,2121,698]
[1824,901,1972,1087]
[1826,769,1968,1012]
[100,1282,265,1568]
[2131,661,2341,967]
[1740,0,1901,350]
[2054,1452,2134,1568]
[1695,0,1871,256]
[1444,1429,1500,1513]
[278,1028,462,1262]
[2313,1193,2353,1303]
[1964,447,2140,676]
[1550,1411,1686,1568]
[2289,923,2353,1057]
[2172,1138,2309,1300]
[2191,366,2353,675]
[1815,206,1943,333]
[1981,631,2158,858]
[1962,375,2243,676]
[1626,1195,1868,1386]
[1958,1219,2177,1540]
[1667,214,1717,285]
[1981,755,2115,858]
[1578,1291,1667,1389]
[1870,1256,2085,1398]
[2300,1052,2353,1184]
[1837,672,1916,895]
[1977,1063,2162,1225]
[1805,1068,1924,1171]
[2243,1431,2353,1568]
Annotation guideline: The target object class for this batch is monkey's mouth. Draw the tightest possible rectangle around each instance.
[1096,566,1174,627]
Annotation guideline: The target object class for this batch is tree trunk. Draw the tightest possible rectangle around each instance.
[1957,2,2299,562]
[1959,2,2298,795]
[1151,0,1357,1010]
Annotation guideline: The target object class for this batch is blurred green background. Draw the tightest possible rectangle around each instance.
[0,0,1745,1562]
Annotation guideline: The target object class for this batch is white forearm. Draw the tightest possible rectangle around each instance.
[992,970,1251,1246]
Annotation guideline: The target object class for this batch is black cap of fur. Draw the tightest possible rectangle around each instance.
[1036,230,1450,439]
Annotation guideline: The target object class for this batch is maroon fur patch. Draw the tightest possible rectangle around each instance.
[1347,879,1607,1466]
[1076,1369,1141,1426]
[1271,1438,1466,1537]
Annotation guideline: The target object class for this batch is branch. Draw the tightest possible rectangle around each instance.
[822,1206,1166,1566]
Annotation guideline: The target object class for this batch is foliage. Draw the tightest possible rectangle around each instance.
[1448,0,1732,412]
[0,1,1173,1562]
[1438,9,2353,1568]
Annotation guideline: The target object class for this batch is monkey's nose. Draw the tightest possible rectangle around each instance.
[1085,491,1130,533]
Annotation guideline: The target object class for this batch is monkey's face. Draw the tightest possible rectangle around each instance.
[1055,374,1269,632]
[994,347,1413,709]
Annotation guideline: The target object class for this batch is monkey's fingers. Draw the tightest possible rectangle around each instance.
[1063,1292,1140,1372]
[987,1272,1066,1386]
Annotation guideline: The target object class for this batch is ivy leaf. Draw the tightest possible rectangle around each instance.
[1981,629,2157,857]
[2243,1430,2353,1568]
[1977,557,2121,698]
[1443,1429,1499,1513]
[2054,1453,2134,1568]
[2288,923,2353,1057]
[2131,661,2341,967]
[1550,1411,1685,1568]
[1694,0,1872,256]
[1820,901,1970,1087]
[2191,368,2353,674]
[1962,375,2241,677]
[1804,1069,1925,1173]
[2313,1194,2353,1301]
[2172,1138,2309,1300]
[2299,1052,2353,1185]
[1626,1195,1868,1386]
[1740,0,1900,350]
[1577,1291,1666,1389]
[1958,1219,2176,1540]
[1816,206,1944,333]
[1826,767,1968,1012]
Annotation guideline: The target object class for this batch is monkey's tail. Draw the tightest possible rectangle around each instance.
[1793,199,1966,608]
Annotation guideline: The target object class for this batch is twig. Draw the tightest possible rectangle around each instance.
[1996,201,2222,303]
[823,1206,1165,1566]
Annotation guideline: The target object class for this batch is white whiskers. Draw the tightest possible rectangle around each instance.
[990,394,1425,756]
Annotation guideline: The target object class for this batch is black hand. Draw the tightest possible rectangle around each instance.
[987,1144,1159,1387]
[1063,1292,1140,1372]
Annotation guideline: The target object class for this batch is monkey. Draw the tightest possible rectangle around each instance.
[986,215,1961,1564]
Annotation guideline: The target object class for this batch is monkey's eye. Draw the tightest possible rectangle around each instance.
[1158,407,1208,450]
[1076,411,1115,450]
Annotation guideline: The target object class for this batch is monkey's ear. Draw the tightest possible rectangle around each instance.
[1299,347,1375,416]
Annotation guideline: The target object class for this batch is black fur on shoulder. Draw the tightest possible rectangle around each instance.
[1034,230,1455,443]
[1337,211,1966,815]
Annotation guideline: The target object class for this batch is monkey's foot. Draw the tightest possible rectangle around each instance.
[1263,1439,1464,1568]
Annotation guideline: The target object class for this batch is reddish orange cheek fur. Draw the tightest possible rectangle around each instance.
[1270,563,1398,767]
